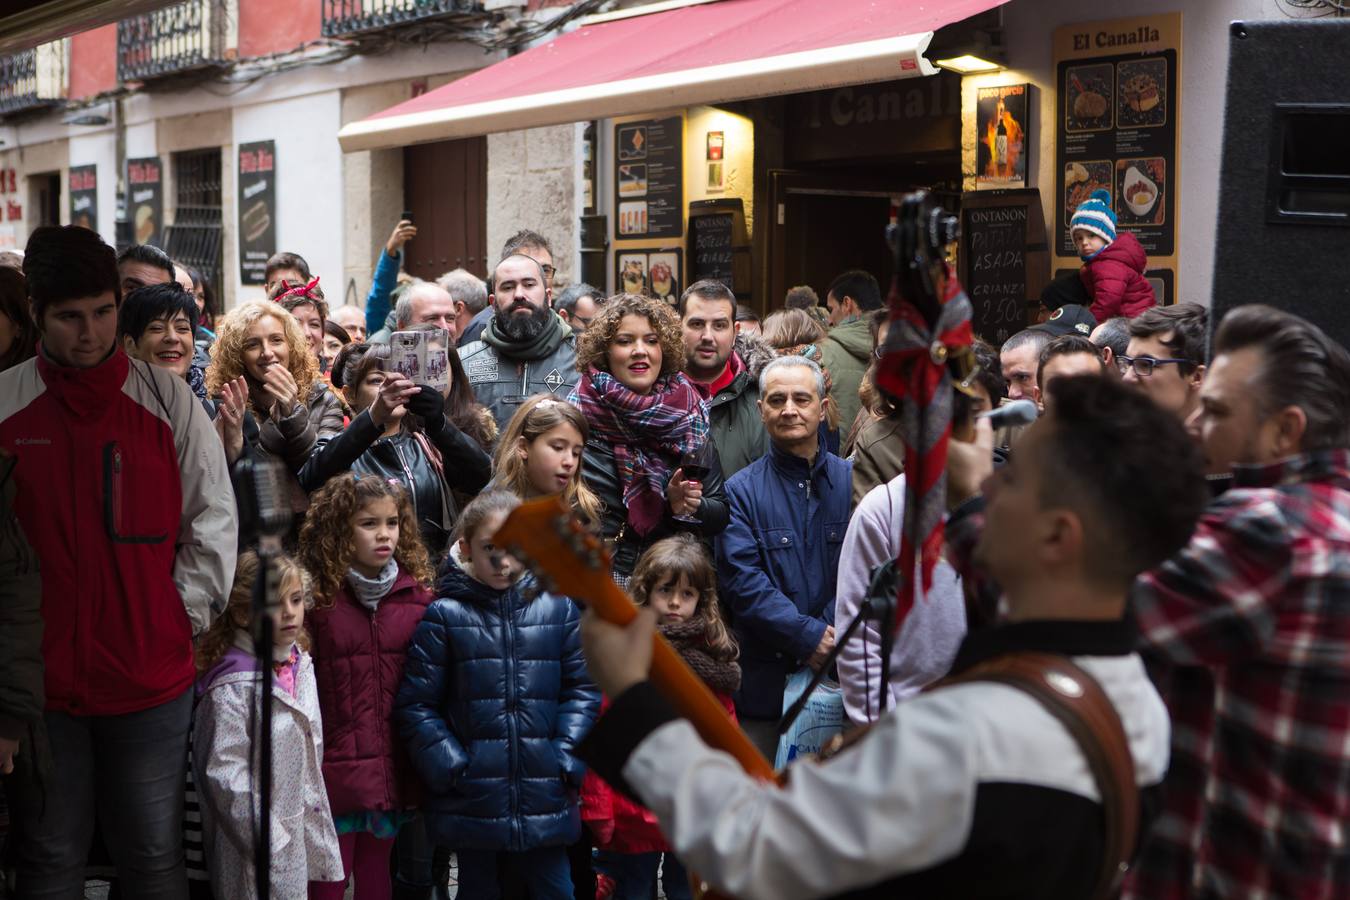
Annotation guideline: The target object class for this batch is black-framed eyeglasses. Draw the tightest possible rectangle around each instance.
[1115,355,1191,377]
[540,264,556,278]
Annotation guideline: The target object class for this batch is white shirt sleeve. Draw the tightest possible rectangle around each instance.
[622,695,980,900]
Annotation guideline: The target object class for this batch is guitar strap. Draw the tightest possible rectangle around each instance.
[937,652,1138,900]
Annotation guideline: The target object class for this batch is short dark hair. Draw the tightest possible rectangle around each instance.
[1128,302,1209,369]
[1213,304,1350,453]
[117,282,199,342]
[1040,375,1208,586]
[735,303,759,323]
[324,319,351,346]
[1001,327,1052,359]
[501,230,552,261]
[24,225,120,319]
[784,285,819,310]
[264,251,311,283]
[826,269,882,312]
[555,283,601,318]
[116,243,174,283]
[969,338,1006,403]
[1091,316,1131,357]
[1036,334,1104,387]
[678,279,735,318]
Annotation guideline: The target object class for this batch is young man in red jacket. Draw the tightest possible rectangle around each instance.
[1,226,237,897]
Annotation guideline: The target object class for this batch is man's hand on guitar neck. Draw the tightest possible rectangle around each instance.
[580,606,658,697]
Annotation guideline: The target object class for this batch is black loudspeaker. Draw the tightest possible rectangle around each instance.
[1211,20,1350,348]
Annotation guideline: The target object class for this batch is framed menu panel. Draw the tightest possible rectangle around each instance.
[614,116,684,240]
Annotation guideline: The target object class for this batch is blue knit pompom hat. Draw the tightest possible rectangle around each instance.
[1070,188,1117,245]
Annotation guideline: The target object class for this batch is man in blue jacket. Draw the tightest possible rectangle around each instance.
[717,355,851,758]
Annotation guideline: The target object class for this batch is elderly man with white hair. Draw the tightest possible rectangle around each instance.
[715,355,853,759]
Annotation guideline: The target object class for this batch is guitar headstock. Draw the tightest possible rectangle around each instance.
[495,497,633,620]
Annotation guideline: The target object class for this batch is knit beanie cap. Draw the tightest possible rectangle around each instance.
[1070,189,1117,245]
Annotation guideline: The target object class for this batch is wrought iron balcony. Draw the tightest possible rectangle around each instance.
[118,0,230,83]
[322,0,485,39]
[0,42,67,118]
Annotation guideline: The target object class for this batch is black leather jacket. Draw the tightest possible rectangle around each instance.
[299,410,492,556]
[580,437,730,578]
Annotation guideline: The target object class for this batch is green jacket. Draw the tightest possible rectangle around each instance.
[708,333,776,479]
[818,316,873,435]
[0,452,45,777]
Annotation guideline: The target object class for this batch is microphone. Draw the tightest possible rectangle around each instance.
[976,398,1038,430]
[233,457,293,542]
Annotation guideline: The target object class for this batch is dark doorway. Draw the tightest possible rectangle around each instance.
[781,191,893,304]
[31,172,60,227]
[404,136,487,281]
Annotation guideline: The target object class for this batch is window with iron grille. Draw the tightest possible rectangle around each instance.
[166,148,224,307]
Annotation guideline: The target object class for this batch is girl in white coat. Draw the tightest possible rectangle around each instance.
[193,550,345,898]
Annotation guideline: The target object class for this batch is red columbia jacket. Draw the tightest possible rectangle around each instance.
[1078,230,1157,321]
[0,348,237,716]
[309,568,433,816]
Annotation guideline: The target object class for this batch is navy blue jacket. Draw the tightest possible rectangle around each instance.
[717,438,851,720]
[394,558,600,851]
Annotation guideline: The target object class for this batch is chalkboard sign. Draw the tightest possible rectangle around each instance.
[691,213,734,287]
[958,189,1048,346]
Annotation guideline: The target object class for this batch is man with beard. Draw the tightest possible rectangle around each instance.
[680,279,773,477]
[459,253,578,431]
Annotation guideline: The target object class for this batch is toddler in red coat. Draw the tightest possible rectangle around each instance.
[1071,188,1157,321]
[583,535,741,900]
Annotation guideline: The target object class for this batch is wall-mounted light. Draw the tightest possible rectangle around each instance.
[934,54,1005,74]
[62,102,111,127]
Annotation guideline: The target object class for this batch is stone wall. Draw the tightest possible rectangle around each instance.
[487,123,580,286]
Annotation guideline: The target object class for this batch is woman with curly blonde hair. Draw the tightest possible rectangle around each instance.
[568,294,728,581]
[207,299,344,514]
[296,474,434,900]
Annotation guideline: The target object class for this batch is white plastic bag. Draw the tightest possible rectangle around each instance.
[774,668,846,769]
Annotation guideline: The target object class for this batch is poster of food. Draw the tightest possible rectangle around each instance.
[615,249,683,305]
[612,116,683,240]
[238,140,276,285]
[1054,14,1181,297]
[127,157,163,247]
[976,84,1031,190]
[68,165,98,232]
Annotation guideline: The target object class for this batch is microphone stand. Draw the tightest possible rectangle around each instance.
[777,560,898,736]
[252,535,281,900]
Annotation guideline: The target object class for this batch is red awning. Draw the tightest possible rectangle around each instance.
[338,0,1006,151]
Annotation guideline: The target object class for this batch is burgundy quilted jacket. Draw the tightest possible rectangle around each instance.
[309,567,433,816]
[1079,231,1157,321]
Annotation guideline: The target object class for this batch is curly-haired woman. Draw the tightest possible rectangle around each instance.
[568,294,728,582]
[206,299,344,514]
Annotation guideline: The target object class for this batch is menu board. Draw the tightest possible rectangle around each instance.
[690,213,734,288]
[127,156,163,247]
[68,165,97,232]
[238,140,277,285]
[959,190,1048,345]
[615,248,683,305]
[1054,14,1181,292]
[614,116,683,240]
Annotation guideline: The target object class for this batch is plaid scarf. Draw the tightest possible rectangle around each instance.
[569,367,709,536]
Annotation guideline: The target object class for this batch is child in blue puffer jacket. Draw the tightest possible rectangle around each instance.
[395,490,600,899]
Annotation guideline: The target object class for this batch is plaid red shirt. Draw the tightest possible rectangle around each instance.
[1126,450,1350,900]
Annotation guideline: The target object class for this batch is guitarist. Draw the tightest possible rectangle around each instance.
[577,375,1207,899]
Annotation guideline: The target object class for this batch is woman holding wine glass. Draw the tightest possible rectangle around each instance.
[569,293,729,583]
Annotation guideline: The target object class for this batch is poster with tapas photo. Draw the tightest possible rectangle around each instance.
[976,84,1031,190]
[127,157,163,248]
[615,249,683,306]
[238,141,277,285]
[1053,13,1181,281]
[613,116,683,239]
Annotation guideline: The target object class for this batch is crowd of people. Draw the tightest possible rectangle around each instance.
[0,182,1347,900]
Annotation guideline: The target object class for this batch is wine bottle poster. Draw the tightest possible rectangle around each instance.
[976,84,1031,190]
